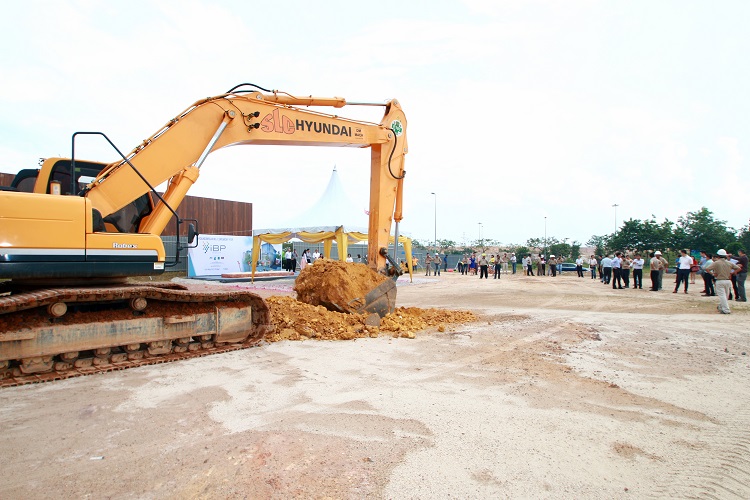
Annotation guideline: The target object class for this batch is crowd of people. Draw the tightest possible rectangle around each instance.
[283,244,746,315]
[452,252,514,278]
[421,248,747,314]
[282,249,366,272]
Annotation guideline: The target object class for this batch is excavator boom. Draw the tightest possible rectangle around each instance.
[0,85,408,386]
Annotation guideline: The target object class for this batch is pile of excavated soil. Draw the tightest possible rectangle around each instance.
[294,260,387,313]
[264,296,476,342]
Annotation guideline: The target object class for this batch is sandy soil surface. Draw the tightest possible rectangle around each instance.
[1,271,748,499]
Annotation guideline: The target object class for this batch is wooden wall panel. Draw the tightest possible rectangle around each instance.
[159,194,253,237]
[0,172,15,187]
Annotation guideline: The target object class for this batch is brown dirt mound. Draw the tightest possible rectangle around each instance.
[293,260,387,313]
[265,296,477,342]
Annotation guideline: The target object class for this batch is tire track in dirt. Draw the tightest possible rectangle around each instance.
[648,393,750,499]
[556,311,749,499]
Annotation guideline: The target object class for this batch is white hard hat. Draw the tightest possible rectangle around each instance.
[550,255,555,258]
[654,251,662,255]
[717,249,727,256]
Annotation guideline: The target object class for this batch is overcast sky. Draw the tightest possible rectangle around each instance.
[2,0,748,247]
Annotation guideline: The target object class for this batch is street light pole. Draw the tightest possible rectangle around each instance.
[612,204,619,234]
[478,222,483,248]
[544,216,547,258]
[430,192,437,250]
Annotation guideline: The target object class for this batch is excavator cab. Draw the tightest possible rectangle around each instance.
[22,159,154,233]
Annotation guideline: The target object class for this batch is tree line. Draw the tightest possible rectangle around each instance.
[412,207,748,263]
[586,207,749,256]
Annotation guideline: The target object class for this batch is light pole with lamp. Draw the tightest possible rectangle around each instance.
[430,192,437,250]
[478,222,483,250]
[612,203,619,234]
[544,215,547,259]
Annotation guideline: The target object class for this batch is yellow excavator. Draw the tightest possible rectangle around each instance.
[0,83,407,385]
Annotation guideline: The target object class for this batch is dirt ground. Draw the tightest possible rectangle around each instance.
[1,270,748,499]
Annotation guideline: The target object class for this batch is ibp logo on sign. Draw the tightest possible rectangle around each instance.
[203,243,227,254]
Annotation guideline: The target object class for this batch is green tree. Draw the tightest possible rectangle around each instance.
[675,207,737,252]
[570,240,582,258]
[472,239,487,252]
[526,237,543,249]
[606,216,677,253]
[586,235,607,256]
[738,221,750,252]
[608,218,645,251]
[642,217,676,251]
[436,239,459,253]
[549,242,571,261]
[515,246,530,259]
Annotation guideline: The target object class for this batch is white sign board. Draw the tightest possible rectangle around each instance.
[187,234,253,277]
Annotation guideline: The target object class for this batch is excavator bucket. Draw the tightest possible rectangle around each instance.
[356,279,397,318]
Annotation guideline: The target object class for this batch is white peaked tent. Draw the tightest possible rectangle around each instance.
[251,166,413,280]
[272,165,368,231]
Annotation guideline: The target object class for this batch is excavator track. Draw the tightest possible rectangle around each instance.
[0,283,272,388]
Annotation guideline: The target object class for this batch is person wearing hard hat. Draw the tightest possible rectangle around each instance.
[479,253,489,279]
[703,249,740,313]
[548,255,557,277]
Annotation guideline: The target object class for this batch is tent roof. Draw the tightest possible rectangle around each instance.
[253,166,368,235]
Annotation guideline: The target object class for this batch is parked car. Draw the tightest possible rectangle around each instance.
[559,262,590,273]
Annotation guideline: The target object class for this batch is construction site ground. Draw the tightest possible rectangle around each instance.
[1,270,748,498]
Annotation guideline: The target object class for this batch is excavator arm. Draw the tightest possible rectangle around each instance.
[0,85,409,386]
[83,89,408,271]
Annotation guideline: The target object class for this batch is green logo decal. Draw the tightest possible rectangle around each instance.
[390,119,403,137]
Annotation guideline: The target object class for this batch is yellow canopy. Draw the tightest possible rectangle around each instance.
[251,227,413,282]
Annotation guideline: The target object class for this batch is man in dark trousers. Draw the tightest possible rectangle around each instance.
[479,253,489,279]
[735,249,747,302]
[611,252,623,289]
[649,252,663,291]
[548,255,557,277]
[601,254,612,285]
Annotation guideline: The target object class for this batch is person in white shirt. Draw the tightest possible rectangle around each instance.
[312,250,321,261]
[575,256,584,278]
[630,253,645,289]
[611,252,623,289]
[674,249,693,294]
[588,255,598,280]
[284,249,292,271]
[345,254,354,263]
[601,255,613,284]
